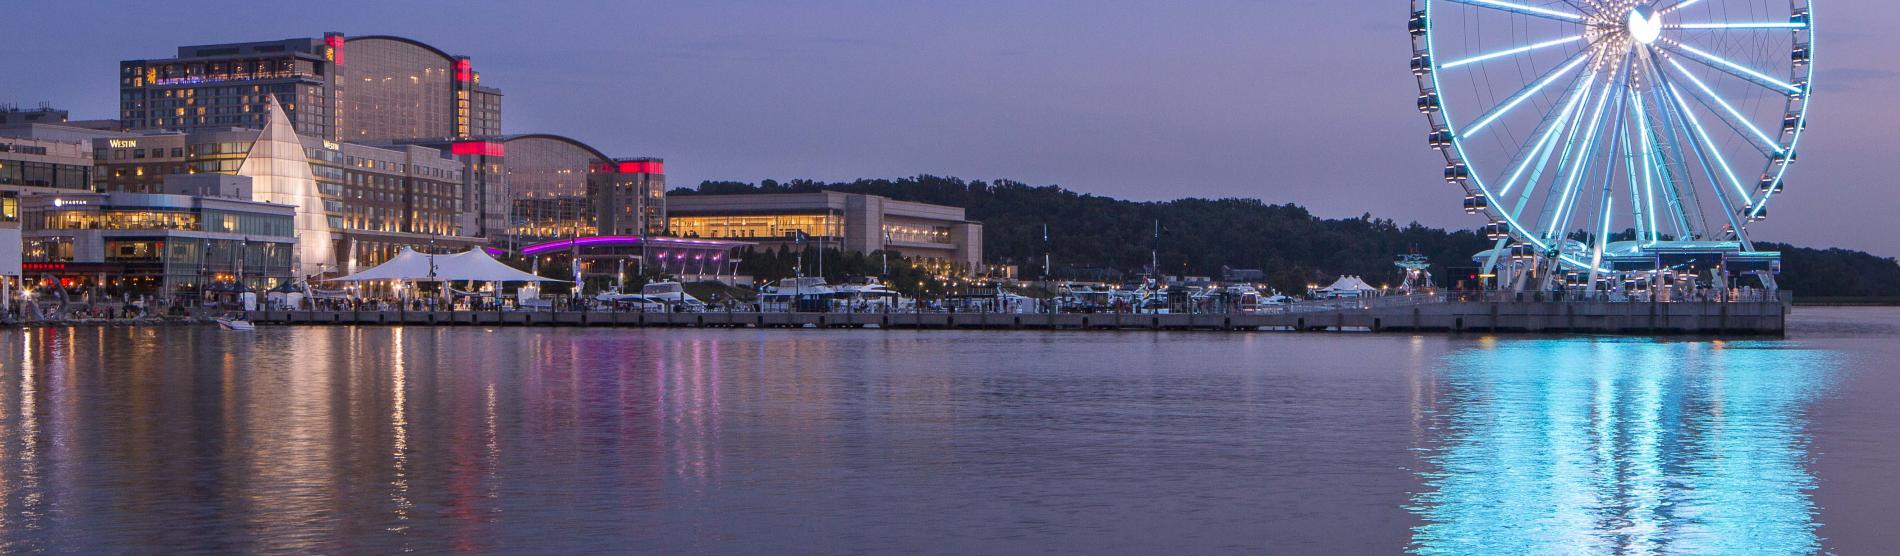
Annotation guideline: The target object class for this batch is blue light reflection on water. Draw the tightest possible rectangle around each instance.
[1408,339,1836,554]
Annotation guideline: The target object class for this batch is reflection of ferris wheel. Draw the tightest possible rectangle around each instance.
[1409,0,1813,283]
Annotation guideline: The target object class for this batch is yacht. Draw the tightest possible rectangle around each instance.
[640,281,708,312]
[759,277,835,312]
[594,291,669,312]
[832,277,912,311]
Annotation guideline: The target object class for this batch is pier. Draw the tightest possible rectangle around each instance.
[246,298,1790,335]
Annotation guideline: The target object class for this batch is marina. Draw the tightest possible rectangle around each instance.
[243,296,1790,335]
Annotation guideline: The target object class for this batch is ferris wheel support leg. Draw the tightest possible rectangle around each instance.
[1755,271,1779,292]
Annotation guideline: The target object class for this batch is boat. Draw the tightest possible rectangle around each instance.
[215,317,255,331]
[594,291,669,312]
[639,281,708,312]
[759,277,835,312]
[831,277,912,311]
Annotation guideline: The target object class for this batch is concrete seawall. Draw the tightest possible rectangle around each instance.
[249,299,1789,336]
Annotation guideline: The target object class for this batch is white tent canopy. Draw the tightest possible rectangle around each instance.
[329,248,558,283]
[1317,275,1379,294]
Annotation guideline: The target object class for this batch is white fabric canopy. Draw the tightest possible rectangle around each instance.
[1318,275,1378,293]
[329,248,559,283]
[434,249,562,282]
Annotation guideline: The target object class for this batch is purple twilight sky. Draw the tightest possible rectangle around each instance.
[4,0,1896,256]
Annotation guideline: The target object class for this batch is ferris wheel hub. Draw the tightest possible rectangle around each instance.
[1627,7,1663,45]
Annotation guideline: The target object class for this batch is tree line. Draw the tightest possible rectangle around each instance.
[678,176,1900,298]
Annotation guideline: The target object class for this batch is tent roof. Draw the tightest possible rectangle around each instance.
[1318,275,1378,292]
[329,248,559,282]
[434,249,563,282]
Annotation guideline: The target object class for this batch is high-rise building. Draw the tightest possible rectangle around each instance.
[590,158,667,238]
[119,33,501,142]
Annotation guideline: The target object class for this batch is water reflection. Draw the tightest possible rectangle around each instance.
[1409,339,1835,554]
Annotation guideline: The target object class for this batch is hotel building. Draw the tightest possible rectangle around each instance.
[118,34,501,141]
[666,192,983,273]
[405,135,667,249]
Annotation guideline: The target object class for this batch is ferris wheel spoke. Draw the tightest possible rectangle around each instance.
[1629,91,1667,242]
[1661,42,1803,93]
[1663,59,1785,154]
[1620,97,1648,243]
[1496,68,1595,198]
[1514,71,1598,239]
[1443,0,1586,23]
[1545,57,1623,240]
[1649,83,1705,240]
[1655,63,1753,241]
[1442,36,1584,70]
[1659,75,1753,204]
[1586,81,1634,279]
[1669,22,1809,30]
[1464,52,1592,137]
[1657,0,1704,15]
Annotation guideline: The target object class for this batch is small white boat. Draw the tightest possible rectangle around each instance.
[215,318,256,331]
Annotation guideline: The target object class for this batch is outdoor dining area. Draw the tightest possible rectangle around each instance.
[286,248,564,312]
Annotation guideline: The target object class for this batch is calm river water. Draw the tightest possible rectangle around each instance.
[0,308,1894,553]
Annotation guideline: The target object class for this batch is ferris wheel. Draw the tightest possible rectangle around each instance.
[1409,0,1813,279]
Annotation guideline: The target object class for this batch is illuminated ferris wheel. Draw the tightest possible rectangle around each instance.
[1409,0,1813,283]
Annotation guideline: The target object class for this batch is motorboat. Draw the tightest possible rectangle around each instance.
[759,277,835,312]
[832,277,912,311]
[215,317,255,331]
[640,281,708,312]
[595,291,668,312]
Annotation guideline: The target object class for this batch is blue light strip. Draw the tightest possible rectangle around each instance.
[1466,54,1591,137]
[1751,1,1817,220]
[1661,0,1704,14]
[1547,63,1621,239]
[1671,22,1806,30]
[1498,70,1594,197]
[1446,0,1585,22]
[1443,36,1582,69]
[1669,43,1802,93]
[1631,93,1661,242]
[1664,84,1753,200]
[1666,59,1784,153]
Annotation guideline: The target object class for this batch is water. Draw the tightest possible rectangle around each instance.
[0,308,1894,553]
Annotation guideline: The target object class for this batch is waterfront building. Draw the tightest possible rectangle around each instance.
[492,134,612,244]
[666,191,983,274]
[118,33,501,142]
[19,178,296,298]
[93,99,482,275]
[590,158,667,238]
[406,135,667,249]
[0,187,20,306]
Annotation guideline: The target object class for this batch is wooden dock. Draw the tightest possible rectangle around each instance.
[248,298,1789,335]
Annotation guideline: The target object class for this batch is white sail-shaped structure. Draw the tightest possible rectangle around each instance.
[239,95,335,278]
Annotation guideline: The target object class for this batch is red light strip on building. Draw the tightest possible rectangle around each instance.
[454,59,472,82]
[324,35,345,64]
[615,161,665,174]
[451,141,505,157]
